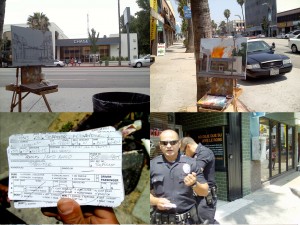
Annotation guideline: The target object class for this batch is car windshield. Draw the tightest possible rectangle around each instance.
[247,41,271,53]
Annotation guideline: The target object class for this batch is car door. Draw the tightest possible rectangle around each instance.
[144,55,151,66]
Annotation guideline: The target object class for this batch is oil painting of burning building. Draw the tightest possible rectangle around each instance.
[11,26,53,67]
[199,37,247,79]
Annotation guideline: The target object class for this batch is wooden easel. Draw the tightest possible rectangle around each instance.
[5,67,58,112]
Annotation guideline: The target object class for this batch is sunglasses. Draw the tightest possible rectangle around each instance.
[160,140,179,146]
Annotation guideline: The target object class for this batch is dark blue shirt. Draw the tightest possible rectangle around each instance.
[194,143,216,188]
[150,153,206,214]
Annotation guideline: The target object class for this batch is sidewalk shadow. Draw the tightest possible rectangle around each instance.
[238,75,287,86]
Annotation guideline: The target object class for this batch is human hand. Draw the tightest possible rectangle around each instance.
[156,198,172,211]
[42,198,119,224]
[184,172,197,187]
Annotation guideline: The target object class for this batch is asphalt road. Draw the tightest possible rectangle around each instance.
[0,67,150,88]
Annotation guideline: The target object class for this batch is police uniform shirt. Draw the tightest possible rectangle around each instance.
[150,153,206,214]
[194,143,216,187]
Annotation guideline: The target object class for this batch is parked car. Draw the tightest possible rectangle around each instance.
[288,34,300,53]
[276,33,285,39]
[284,31,293,39]
[256,34,266,38]
[54,59,65,67]
[288,30,300,39]
[246,39,293,78]
[129,54,151,68]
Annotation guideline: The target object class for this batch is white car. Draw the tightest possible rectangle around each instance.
[289,34,300,53]
[54,60,65,67]
[288,30,300,39]
[129,55,151,68]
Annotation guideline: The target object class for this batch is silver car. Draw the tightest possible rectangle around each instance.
[54,59,65,67]
[129,55,151,68]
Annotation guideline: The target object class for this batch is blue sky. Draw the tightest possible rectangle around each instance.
[171,0,244,26]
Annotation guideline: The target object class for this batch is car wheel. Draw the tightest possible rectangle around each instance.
[291,45,298,53]
[56,64,60,67]
[136,62,142,68]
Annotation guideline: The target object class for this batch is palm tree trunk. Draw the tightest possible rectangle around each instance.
[190,0,212,100]
[0,0,6,67]
[185,18,194,52]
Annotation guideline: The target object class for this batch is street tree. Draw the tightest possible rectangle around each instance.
[0,0,6,67]
[88,28,100,66]
[219,20,227,34]
[211,20,218,35]
[261,16,269,36]
[224,9,231,34]
[190,0,212,100]
[27,12,50,32]
[236,0,245,32]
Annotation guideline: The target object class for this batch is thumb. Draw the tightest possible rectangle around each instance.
[57,198,85,224]
[191,172,197,177]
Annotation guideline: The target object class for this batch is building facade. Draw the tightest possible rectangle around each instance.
[3,23,138,62]
[150,113,299,202]
[245,0,277,36]
[228,20,245,34]
[277,8,300,34]
[150,0,176,56]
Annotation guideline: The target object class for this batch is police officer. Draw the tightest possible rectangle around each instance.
[150,130,209,225]
[180,137,219,224]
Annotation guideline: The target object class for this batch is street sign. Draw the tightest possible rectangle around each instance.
[183,6,191,19]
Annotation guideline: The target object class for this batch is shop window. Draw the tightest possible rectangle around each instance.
[288,127,294,170]
[259,117,270,182]
[280,124,287,173]
[270,121,279,177]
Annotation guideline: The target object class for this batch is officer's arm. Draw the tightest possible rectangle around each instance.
[192,181,208,197]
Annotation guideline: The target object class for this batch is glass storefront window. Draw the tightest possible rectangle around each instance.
[270,121,279,176]
[259,117,270,182]
[288,127,294,170]
[280,124,287,173]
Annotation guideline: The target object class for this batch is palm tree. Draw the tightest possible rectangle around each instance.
[0,0,6,67]
[237,0,245,32]
[177,0,194,52]
[211,20,218,35]
[27,12,50,32]
[190,0,212,100]
[224,9,231,34]
[88,28,100,66]
[219,20,227,34]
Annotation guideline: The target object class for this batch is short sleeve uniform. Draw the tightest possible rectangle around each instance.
[194,143,216,187]
[150,153,206,214]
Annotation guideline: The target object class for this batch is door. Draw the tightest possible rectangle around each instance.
[226,113,242,201]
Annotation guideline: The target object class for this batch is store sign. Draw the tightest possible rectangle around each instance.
[150,128,163,137]
[74,40,89,44]
[157,43,166,56]
[189,126,226,171]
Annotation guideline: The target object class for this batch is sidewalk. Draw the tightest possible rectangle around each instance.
[216,171,300,224]
[150,42,251,112]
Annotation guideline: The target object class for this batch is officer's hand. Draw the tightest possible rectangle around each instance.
[42,198,119,224]
[184,172,197,187]
[156,198,172,211]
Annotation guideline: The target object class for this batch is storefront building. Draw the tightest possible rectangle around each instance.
[277,8,300,34]
[150,113,299,202]
[56,33,138,63]
[3,23,138,62]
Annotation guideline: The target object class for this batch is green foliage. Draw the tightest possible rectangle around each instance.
[88,28,100,54]
[261,16,269,35]
[59,122,73,132]
[111,56,116,61]
[27,12,50,32]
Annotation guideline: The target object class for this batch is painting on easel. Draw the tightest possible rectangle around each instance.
[11,26,54,67]
[199,37,247,79]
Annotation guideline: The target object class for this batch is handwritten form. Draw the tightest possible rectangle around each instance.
[7,127,124,208]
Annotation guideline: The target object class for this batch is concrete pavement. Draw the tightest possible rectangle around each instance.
[216,170,300,224]
[150,42,250,112]
[0,88,149,112]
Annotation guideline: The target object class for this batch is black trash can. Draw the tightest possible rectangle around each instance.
[92,92,150,112]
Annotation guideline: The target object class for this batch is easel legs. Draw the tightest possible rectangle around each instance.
[42,94,52,112]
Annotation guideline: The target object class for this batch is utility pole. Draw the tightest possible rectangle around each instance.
[118,0,121,66]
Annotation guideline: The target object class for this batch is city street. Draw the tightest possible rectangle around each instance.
[238,38,300,112]
[0,67,150,112]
